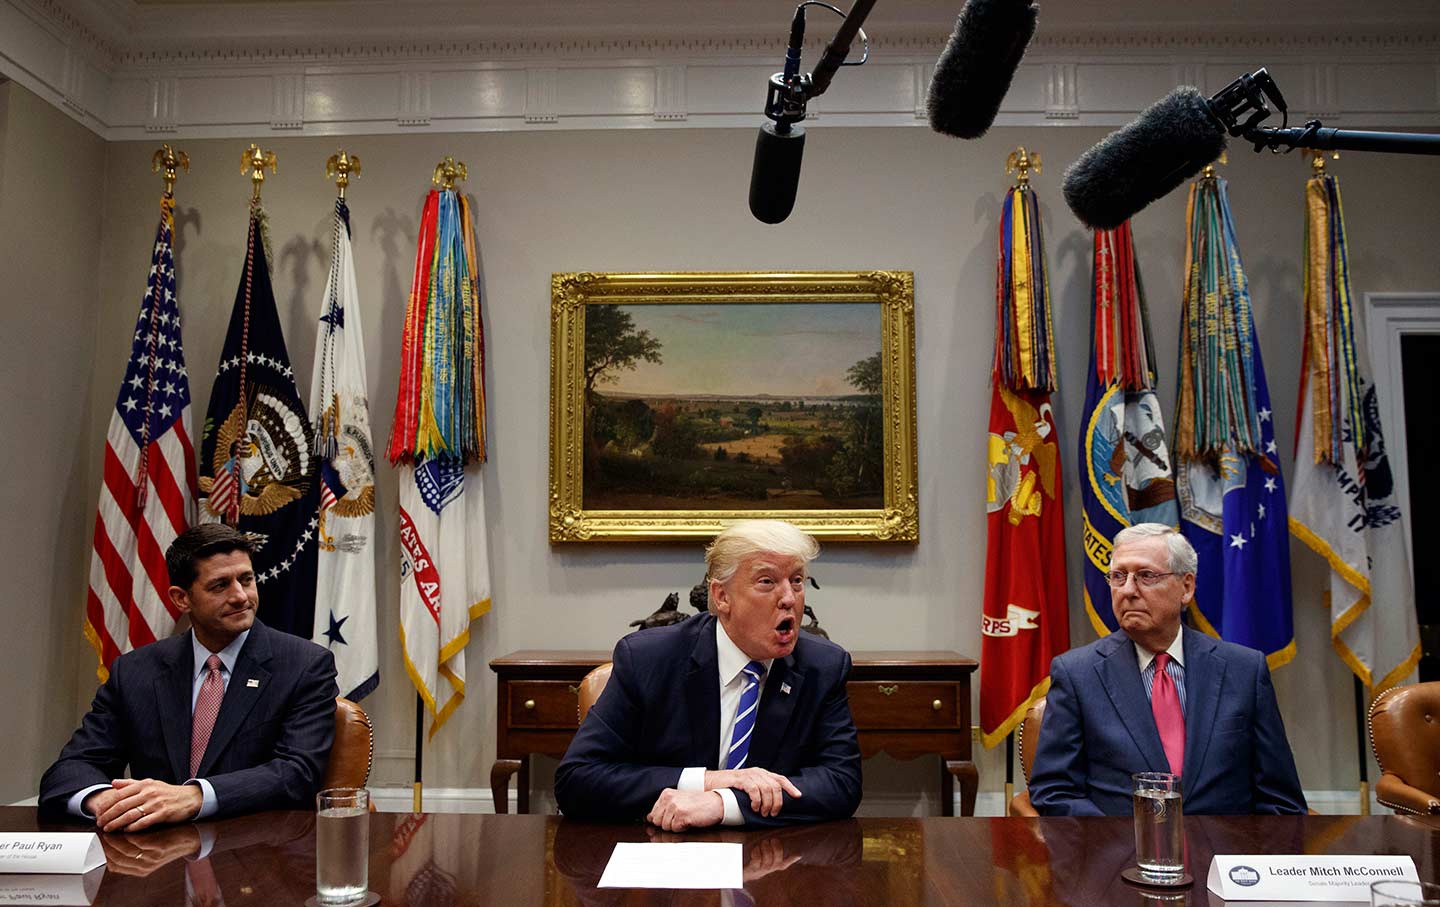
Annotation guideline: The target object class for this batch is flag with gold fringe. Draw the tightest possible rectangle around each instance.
[1079,221,1179,636]
[1288,166,1419,695]
[1174,175,1294,668]
[389,187,491,737]
[980,171,1070,749]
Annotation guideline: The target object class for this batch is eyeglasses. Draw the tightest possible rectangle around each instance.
[1105,570,1176,588]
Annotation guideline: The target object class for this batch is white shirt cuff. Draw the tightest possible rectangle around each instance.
[717,789,742,826]
[677,767,707,792]
[189,779,218,819]
[68,784,112,819]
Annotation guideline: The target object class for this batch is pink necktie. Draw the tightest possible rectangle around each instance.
[190,655,224,777]
[1150,652,1185,776]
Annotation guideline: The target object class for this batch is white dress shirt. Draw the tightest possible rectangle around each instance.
[676,621,774,825]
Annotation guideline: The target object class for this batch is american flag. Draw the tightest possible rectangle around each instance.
[83,195,197,680]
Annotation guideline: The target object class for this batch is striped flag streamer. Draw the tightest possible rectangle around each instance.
[1079,221,1180,635]
[1174,175,1295,668]
[1289,167,1419,694]
[980,178,1071,748]
[85,192,198,679]
[309,196,380,701]
[390,188,492,736]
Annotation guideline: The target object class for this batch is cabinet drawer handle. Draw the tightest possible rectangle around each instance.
[877,684,899,697]
[932,699,943,711]
[524,699,536,711]
[566,684,579,695]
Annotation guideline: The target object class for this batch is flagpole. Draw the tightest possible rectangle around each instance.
[1004,733,1015,816]
[414,694,424,813]
[1354,677,1370,816]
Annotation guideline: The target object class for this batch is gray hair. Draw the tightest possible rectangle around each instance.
[1112,522,1198,576]
[705,520,820,585]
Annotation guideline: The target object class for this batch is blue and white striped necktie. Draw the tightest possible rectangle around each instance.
[725,660,766,770]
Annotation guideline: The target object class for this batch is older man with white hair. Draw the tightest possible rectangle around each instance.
[556,519,862,829]
[1028,522,1306,816]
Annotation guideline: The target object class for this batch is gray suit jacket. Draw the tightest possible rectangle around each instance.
[39,620,337,818]
[1028,627,1306,816]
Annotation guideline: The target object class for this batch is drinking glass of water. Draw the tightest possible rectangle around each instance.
[1132,772,1184,882]
[1373,880,1440,906]
[316,787,370,905]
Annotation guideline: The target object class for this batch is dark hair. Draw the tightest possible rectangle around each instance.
[165,523,256,589]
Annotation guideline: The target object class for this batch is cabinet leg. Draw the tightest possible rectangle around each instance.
[945,760,979,816]
[518,756,531,814]
[490,759,521,814]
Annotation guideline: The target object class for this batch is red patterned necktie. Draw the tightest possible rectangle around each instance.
[190,655,224,778]
[1150,651,1185,776]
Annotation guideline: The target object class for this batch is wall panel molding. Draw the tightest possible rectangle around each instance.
[2,0,1437,140]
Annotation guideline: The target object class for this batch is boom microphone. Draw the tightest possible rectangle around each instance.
[749,121,807,225]
[926,0,1039,139]
[1061,87,1228,230]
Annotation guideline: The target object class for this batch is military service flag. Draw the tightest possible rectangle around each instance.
[1289,168,1419,694]
[198,202,319,639]
[1079,222,1179,636]
[309,196,379,701]
[85,193,198,679]
[1174,176,1294,668]
[390,188,492,737]
[980,177,1070,749]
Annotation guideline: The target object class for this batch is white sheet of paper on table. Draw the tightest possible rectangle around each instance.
[597,842,744,889]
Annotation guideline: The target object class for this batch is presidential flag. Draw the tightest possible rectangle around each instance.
[1173,176,1294,667]
[980,177,1070,748]
[85,193,198,679]
[1289,169,1419,694]
[390,188,491,736]
[309,196,379,701]
[1079,222,1179,636]
[198,202,319,640]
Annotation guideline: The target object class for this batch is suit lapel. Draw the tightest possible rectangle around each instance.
[1095,633,1170,772]
[685,619,721,770]
[197,624,273,777]
[1180,628,1224,783]
[746,655,803,771]
[155,634,195,782]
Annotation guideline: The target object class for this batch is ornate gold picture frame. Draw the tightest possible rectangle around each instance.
[549,271,917,542]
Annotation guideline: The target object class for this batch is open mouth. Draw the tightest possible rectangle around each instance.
[775,616,796,643]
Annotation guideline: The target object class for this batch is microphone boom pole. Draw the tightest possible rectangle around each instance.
[1243,125,1440,156]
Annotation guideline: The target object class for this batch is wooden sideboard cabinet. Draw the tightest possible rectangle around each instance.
[489,649,978,816]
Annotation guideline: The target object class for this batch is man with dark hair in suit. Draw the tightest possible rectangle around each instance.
[556,519,862,830]
[1028,522,1306,816]
[40,523,337,830]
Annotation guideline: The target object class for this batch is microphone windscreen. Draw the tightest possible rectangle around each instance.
[926,0,1038,139]
[749,121,806,224]
[1062,87,1228,230]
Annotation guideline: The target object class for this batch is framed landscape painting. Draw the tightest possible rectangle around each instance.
[549,271,917,542]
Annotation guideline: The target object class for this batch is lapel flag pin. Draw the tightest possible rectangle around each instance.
[246,678,260,688]
[780,683,791,695]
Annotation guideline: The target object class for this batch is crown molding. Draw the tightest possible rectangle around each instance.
[2,0,1437,141]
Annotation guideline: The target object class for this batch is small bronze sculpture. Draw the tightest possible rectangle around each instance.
[629,592,688,630]
[689,581,709,613]
[801,604,830,640]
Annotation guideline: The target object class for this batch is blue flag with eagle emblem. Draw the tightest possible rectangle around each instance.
[1173,176,1294,668]
[198,203,319,640]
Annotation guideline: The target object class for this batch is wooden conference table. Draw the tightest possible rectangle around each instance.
[5,807,1438,906]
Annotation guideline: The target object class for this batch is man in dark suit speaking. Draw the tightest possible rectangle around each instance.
[1028,522,1306,816]
[40,523,337,830]
[556,520,861,830]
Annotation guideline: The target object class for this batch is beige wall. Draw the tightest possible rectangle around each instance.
[0,82,106,803]
[10,82,1440,807]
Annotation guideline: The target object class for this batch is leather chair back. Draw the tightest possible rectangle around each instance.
[1010,696,1047,817]
[1370,682,1440,815]
[577,663,614,724]
[321,697,374,791]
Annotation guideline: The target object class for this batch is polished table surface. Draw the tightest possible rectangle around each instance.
[7,807,1439,906]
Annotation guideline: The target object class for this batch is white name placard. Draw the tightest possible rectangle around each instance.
[1208,855,1418,902]
[0,835,105,875]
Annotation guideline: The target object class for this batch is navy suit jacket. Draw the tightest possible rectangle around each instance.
[39,620,338,818]
[1028,627,1306,817]
[554,613,862,827]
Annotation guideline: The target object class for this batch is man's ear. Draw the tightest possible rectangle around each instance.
[1180,572,1196,606]
[709,578,730,618]
[167,585,192,615]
